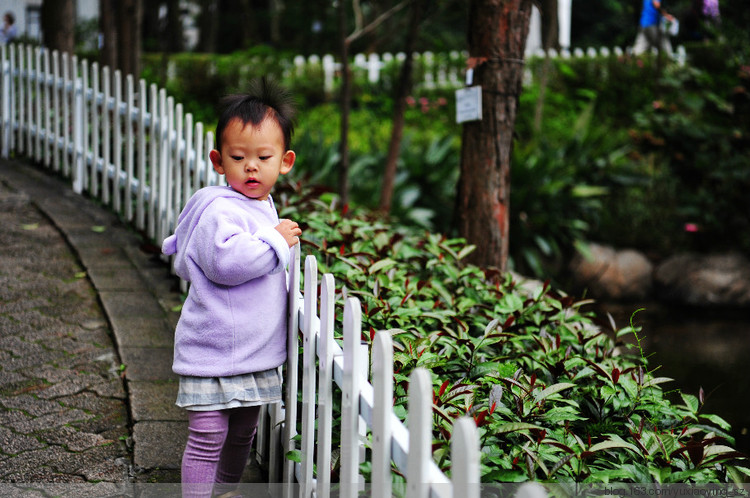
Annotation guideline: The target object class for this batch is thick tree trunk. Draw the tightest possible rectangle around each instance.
[41,0,75,55]
[378,0,424,213]
[455,0,532,271]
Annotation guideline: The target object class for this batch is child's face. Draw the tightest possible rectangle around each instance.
[210,117,295,201]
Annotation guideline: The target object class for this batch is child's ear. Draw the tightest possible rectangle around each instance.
[209,149,224,175]
[280,150,296,175]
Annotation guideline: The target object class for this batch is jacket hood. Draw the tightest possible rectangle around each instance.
[162,186,251,278]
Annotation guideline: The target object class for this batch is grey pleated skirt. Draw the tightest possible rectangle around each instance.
[176,367,283,412]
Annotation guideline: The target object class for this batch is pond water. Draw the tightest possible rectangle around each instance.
[588,301,750,457]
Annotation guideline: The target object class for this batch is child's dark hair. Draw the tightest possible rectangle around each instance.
[215,78,296,151]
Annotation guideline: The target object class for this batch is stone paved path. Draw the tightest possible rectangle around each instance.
[0,160,267,495]
[0,181,130,483]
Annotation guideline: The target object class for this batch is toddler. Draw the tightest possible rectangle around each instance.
[162,78,301,498]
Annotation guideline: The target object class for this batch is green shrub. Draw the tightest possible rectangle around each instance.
[142,44,750,277]
[609,60,750,255]
[276,180,750,483]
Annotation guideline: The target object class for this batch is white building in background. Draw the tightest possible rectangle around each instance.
[1,0,42,41]
[1,0,199,50]
[0,0,98,42]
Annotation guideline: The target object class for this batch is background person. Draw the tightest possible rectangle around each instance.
[1,11,17,44]
[633,0,676,56]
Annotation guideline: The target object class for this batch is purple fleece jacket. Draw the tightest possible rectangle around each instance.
[162,186,289,377]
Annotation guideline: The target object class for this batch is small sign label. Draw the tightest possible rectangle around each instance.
[455,86,482,123]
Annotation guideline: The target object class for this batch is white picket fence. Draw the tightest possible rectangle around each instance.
[160,44,676,101]
[286,45,686,93]
[268,248,484,498]
[0,43,510,497]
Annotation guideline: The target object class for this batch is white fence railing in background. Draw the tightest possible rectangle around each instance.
[0,43,507,496]
[162,44,679,98]
[288,46,685,93]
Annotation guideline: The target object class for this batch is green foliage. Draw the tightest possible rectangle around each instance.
[521,47,750,260]
[276,181,750,483]
[624,61,750,253]
[511,93,634,278]
[141,39,750,278]
[292,96,460,230]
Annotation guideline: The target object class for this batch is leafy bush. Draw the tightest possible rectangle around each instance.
[625,62,750,254]
[276,180,750,483]
[142,43,750,277]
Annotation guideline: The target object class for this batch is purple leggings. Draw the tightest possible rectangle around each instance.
[181,406,261,498]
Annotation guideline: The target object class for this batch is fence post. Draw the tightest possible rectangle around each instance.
[367,53,380,84]
[42,49,51,167]
[172,103,183,230]
[51,50,60,171]
[8,45,17,153]
[322,55,335,95]
[72,57,84,194]
[372,331,394,498]
[147,83,158,238]
[34,49,42,163]
[1,45,9,159]
[60,51,69,175]
[156,89,170,243]
[81,59,90,189]
[301,255,319,498]
[204,131,215,187]
[136,78,147,230]
[316,273,335,498]
[407,368,432,498]
[452,418,480,498]
[90,62,100,197]
[100,66,110,203]
[125,75,135,220]
[192,120,204,192]
[182,112,193,212]
[282,243,301,495]
[341,297,362,498]
[113,70,123,212]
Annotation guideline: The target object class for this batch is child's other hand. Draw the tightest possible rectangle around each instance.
[275,219,302,247]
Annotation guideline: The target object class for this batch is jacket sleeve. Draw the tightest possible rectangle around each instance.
[188,209,289,286]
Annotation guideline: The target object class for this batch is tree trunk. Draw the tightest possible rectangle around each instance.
[338,0,351,206]
[540,0,559,50]
[269,0,283,45]
[455,0,532,271]
[378,0,424,214]
[197,0,220,53]
[100,0,142,77]
[41,0,75,55]
[116,0,143,78]
[100,0,117,69]
[164,0,183,53]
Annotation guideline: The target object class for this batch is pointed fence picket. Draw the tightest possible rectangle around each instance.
[0,43,552,497]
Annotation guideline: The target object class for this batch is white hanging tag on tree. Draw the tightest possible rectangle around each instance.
[455,85,482,123]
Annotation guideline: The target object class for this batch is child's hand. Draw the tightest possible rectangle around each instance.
[275,219,302,247]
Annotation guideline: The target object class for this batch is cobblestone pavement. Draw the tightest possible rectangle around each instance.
[0,160,266,495]
[0,181,131,483]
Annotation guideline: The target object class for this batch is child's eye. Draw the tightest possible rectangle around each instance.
[231,155,243,161]
[259,156,271,161]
